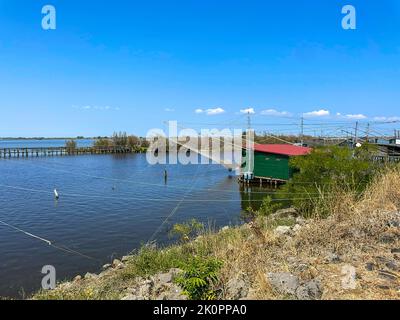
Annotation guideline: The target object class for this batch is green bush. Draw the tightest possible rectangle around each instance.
[170,219,204,242]
[175,257,222,300]
[270,145,379,217]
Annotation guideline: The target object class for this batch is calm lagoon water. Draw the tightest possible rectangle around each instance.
[0,140,265,298]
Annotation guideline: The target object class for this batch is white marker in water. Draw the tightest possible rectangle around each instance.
[54,189,59,199]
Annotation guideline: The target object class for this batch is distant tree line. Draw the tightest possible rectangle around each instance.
[93,132,149,152]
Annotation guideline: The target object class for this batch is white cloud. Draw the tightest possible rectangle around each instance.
[206,107,225,115]
[373,116,400,122]
[74,105,119,111]
[345,114,367,120]
[195,107,225,115]
[165,108,175,112]
[260,109,292,117]
[240,108,255,114]
[303,109,330,117]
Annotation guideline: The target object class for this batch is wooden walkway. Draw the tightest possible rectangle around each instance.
[238,175,286,187]
[0,146,136,158]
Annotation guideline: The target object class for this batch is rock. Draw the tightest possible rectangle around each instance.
[380,233,396,244]
[286,256,297,264]
[295,263,309,273]
[365,262,375,271]
[154,272,173,284]
[155,284,187,300]
[295,217,307,225]
[102,263,112,270]
[112,259,121,266]
[375,256,388,264]
[385,260,400,272]
[388,220,400,228]
[137,280,153,298]
[153,268,182,295]
[266,272,299,296]
[73,275,82,282]
[112,259,124,269]
[121,256,130,262]
[341,264,357,290]
[378,270,397,281]
[272,207,299,219]
[292,224,302,233]
[377,285,390,290]
[325,253,341,264]
[221,226,230,232]
[274,226,291,236]
[295,279,323,300]
[84,272,97,280]
[123,269,186,301]
[226,276,250,300]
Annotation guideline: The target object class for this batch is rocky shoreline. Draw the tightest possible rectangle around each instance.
[35,207,399,300]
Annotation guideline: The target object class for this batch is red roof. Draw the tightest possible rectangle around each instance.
[253,144,312,156]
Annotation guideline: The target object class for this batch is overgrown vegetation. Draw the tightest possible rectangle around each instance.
[93,131,149,151]
[259,144,381,218]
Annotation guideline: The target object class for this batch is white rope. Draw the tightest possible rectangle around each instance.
[0,219,52,245]
[0,218,98,261]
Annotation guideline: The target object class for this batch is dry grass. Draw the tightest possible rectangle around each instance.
[200,167,400,299]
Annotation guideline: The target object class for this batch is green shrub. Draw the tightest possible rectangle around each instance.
[273,145,378,217]
[175,257,222,300]
[170,219,204,242]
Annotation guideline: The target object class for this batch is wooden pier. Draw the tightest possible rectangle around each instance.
[238,175,286,188]
[0,146,136,158]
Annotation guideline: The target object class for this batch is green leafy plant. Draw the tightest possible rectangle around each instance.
[170,219,204,242]
[175,257,222,300]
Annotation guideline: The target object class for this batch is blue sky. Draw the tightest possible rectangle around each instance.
[0,0,399,137]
